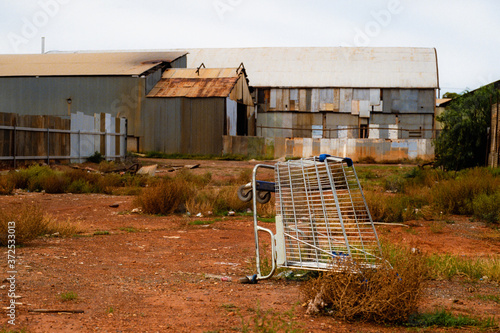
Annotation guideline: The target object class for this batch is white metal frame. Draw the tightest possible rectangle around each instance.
[252,156,382,281]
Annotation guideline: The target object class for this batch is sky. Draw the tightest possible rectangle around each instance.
[0,0,499,94]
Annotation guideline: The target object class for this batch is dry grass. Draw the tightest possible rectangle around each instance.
[0,205,80,246]
[0,176,14,195]
[212,185,252,214]
[135,177,194,215]
[302,248,427,324]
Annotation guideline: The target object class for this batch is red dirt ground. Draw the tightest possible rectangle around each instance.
[0,159,499,332]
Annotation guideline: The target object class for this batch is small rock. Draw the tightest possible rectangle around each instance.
[109,203,120,208]
[131,208,142,214]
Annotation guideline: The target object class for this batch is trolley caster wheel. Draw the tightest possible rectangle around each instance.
[256,191,271,204]
[239,274,257,284]
[237,185,252,202]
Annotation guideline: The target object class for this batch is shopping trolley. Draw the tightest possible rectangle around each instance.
[238,154,383,282]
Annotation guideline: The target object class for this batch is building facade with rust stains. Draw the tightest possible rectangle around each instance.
[184,47,440,160]
[144,67,254,155]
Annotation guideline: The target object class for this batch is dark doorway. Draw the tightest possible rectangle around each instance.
[236,103,248,136]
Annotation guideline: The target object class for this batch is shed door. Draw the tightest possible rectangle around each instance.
[236,103,248,136]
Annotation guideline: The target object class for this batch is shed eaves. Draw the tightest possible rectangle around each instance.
[183,47,439,89]
[0,52,187,76]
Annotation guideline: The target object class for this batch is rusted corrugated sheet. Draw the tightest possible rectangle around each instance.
[147,77,238,98]
[147,68,253,105]
[0,52,187,76]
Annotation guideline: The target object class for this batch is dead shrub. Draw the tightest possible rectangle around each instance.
[302,248,426,324]
[0,176,14,195]
[175,169,212,187]
[212,185,251,214]
[257,195,275,218]
[185,188,218,215]
[0,205,78,246]
[135,177,195,215]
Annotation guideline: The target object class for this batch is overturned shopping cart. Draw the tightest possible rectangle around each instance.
[238,155,383,282]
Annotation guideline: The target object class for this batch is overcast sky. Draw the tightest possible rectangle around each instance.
[1,0,499,94]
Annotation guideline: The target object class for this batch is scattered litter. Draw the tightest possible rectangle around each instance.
[137,164,157,176]
[195,213,203,217]
[228,211,235,216]
[131,208,142,214]
[205,274,233,282]
[184,164,200,169]
[163,236,180,239]
[214,262,239,266]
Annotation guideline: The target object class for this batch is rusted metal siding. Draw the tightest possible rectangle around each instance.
[147,68,253,105]
[181,98,225,155]
[223,136,435,161]
[143,97,225,155]
[255,86,435,140]
[382,89,434,114]
[148,77,238,98]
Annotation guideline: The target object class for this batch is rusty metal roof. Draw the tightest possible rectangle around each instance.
[183,47,439,89]
[0,51,187,76]
[147,68,241,98]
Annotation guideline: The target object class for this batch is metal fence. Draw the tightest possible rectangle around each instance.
[256,125,440,139]
[0,112,126,167]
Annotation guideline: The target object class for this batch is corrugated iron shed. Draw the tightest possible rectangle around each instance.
[147,68,253,105]
[183,47,439,89]
[0,51,187,76]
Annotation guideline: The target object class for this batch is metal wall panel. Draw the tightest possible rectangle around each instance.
[180,98,225,155]
[0,76,143,137]
[382,89,434,114]
[340,89,353,113]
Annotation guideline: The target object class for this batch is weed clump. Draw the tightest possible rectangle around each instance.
[0,205,79,246]
[135,176,195,215]
[302,248,426,324]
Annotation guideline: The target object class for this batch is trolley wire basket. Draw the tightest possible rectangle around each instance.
[240,154,383,282]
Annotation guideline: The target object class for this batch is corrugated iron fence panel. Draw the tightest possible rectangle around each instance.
[0,112,126,166]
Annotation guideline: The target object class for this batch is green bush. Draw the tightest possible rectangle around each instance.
[86,151,104,163]
[431,168,499,215]
[473,192,500,225]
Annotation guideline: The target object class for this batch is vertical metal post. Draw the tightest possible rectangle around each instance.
[13,125,17,169]
[104,130,107,161]
[78,130,81,163]
[47,127,50,165]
